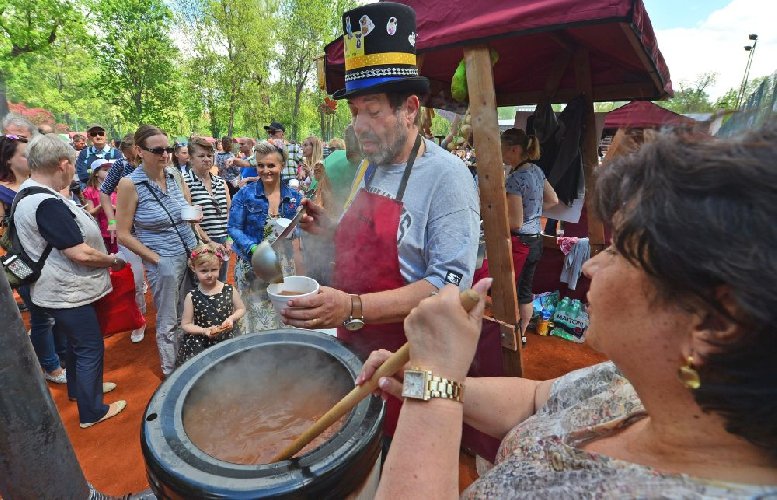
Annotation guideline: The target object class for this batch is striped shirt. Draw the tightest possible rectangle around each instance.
[183,171,229,239]
[128,167,198,256]
[100,158,136,195]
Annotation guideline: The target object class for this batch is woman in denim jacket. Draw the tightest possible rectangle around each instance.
[228,141,303,332]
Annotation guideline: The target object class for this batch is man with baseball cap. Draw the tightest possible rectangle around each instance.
[75,123,123,187]
[263,121,303,184]
[285,2,480,441]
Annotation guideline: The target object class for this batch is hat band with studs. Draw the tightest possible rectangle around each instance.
[345,52,417,71]
[345,67,419,82]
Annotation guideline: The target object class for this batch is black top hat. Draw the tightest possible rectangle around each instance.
[333,2,429,100]
[263,121,285,133]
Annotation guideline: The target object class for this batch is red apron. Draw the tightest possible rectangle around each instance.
[333,136,421,436]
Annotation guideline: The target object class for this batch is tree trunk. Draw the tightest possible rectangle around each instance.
[228,81,236,137]
[0,71,10,122]
[207,98,219,139]
[319,108,326,141]
[292,81,303,142]
[133,91,143,122]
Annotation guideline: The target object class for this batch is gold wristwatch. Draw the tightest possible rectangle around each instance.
[402,369,464,402]
[343,294,365,331]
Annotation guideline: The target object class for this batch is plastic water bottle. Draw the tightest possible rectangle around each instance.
[557,297,571,318]
[538,309,551,335]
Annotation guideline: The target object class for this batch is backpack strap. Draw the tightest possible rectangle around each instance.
[2,187,58,270]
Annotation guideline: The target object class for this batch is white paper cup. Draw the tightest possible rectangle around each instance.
[272,218,293,239]
[267,276,320,316]
[181,204,202,221]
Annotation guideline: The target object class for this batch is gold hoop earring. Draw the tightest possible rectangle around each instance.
[678,355,701,390]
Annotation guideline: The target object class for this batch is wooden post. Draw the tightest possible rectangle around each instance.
[574,48,606,255]
[464,45,522,377]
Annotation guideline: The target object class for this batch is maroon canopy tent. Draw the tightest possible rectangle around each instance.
[324,0,672,108]
[604,100,695,129]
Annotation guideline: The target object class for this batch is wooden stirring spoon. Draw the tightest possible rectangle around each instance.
[272,289,482,462]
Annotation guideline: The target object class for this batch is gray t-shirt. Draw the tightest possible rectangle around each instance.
[355,139,480,289]
[505,163,546,234]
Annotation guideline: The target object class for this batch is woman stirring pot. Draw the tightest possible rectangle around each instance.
[228,141,302,332]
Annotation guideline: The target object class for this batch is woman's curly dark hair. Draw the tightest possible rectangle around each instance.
[594,124,777,457]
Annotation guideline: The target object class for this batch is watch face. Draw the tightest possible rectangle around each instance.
[402,370,426,399]
[344,318,365,331]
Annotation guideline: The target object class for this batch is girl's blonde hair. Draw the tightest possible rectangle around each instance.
[304,135,323,167]
[188,242,225,268]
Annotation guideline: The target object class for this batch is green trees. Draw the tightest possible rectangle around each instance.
[0,0,87,118]
[2,0,357,139]
[96,0,181,130]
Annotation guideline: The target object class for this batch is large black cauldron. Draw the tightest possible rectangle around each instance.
[141,329,384,499]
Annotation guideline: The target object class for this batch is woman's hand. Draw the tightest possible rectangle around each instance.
[109,254,126,271]
[220,317,234,330]
[403,280,490,382]
[355,349,406,401]
[147,252,161,265]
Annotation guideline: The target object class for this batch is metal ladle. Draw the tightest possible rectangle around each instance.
[250,200,311,283]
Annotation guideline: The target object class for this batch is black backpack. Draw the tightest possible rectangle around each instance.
[0,187,57,288]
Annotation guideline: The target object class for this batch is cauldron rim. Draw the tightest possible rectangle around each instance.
[141,329,384,498]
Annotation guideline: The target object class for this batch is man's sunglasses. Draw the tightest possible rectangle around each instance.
[89,130,106,137]
[140,145,175,155]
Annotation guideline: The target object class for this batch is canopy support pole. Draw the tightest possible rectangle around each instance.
[464,45,522,377]
[574,47,606,255]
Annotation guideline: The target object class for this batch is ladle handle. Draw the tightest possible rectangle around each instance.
[272,289,481,462]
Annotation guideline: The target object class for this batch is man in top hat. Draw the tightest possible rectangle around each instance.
[76,123,123,187]
[284,2,480,439]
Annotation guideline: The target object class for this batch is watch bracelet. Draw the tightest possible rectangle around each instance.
[428,375,463,401]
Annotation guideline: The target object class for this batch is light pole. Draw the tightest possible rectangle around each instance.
[736,33,758,109]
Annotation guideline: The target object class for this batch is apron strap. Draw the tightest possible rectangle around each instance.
[396,134,422,202]
[365,134,423,203]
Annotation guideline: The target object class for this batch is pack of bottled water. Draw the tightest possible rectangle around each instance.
[550,297,589,343]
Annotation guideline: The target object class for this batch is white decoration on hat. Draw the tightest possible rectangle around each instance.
[386,17,398,35]
[359,15,375,36]
[408,32,416,47]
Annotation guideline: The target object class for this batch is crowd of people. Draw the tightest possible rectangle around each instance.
[2,2,775,496]
[1,112,361,426]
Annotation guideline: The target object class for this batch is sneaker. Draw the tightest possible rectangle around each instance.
[130,325,145,343]
[80,400,127,428]
[44,368,67,384]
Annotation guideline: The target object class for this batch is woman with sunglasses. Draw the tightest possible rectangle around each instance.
[228,141,303,332]
[183,136,231,282]
[1,134,68,385]
[75,124,123,187]
[116,125,198,378]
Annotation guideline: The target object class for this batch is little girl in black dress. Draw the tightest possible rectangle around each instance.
[178,243,246,366]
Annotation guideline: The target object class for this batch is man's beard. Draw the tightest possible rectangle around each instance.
[362,119,409,165]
